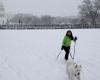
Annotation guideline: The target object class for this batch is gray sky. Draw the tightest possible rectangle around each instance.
[3,0,83,17]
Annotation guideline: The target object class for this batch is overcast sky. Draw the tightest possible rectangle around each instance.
[3,0,83,17]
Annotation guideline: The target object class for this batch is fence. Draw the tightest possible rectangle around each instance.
[0,24,100,29]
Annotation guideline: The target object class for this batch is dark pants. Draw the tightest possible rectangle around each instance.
[62,46,70,61]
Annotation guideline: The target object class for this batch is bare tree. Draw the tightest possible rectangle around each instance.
[94,0,100,24]
[79,0,100,27]
[40,15,53,25]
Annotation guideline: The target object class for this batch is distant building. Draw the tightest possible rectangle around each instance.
[0,1,5,24]
[0,1,15,25]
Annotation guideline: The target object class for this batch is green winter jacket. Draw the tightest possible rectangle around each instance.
[62,36,73,47]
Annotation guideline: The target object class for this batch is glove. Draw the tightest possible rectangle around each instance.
[74,36,77,41]
[61,46,63,50]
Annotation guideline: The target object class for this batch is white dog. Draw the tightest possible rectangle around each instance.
[66,60,81,80]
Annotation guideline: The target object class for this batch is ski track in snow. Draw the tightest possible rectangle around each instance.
[0,55,30,80]
[0,29,100,80]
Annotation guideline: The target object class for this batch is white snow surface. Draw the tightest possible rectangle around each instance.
[0,29,100,80]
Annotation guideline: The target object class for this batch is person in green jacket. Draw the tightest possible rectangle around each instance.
[61,30,77,61]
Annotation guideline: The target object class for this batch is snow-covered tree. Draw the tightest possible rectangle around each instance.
[79,0,100,27]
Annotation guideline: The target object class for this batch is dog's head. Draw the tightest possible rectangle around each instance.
[74,64,81,71]
[66,60,82,80]
[74,64,82,80]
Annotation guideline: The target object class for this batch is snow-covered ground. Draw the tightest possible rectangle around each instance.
[0,29,100,80]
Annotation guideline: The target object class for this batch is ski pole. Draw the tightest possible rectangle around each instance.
[56,50,62,59]
[73,41,76,60]
[69,52,73,59]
